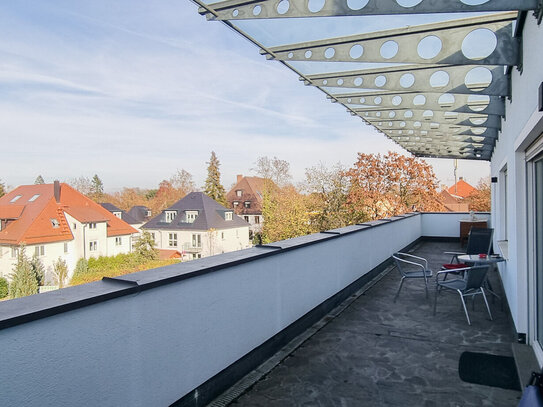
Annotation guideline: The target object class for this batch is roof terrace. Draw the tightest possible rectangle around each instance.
[1,211,526,406]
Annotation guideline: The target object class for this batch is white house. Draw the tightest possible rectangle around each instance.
[142,192,250,260]
[0,181,137,283]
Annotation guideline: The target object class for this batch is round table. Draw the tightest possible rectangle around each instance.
[457,254,505,300]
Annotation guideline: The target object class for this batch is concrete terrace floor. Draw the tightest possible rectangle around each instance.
[229,241,521,407]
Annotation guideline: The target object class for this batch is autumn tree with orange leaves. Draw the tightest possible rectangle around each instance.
[466,178,491,212]
[345,152,442,221]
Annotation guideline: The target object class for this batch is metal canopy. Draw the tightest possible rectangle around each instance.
[195,0,542,160]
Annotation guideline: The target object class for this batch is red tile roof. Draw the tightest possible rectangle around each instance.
[447,179,476,199]
[226,176,271,215]
[0,183,137,245]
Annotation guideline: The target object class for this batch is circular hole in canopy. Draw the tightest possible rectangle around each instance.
[417,35,442,59]
[414,121,422,128]
[465,66,493,91]
[324,47,336,59]
[438,93,455,107]
[389,111,396,118]
[392,96,402,106]
[277,0,290,14]
[354,77,363,86]
[347,0,370,10]
[337,79,344,85]
[400,73,415,88]
[287,52,294,59]
[305,50,313,59]
[374,96,382,105]
[430,71,450,88]
[350,44,364,59]
[232,9,239,17]
[470,116,487,125]
[359,97,366,104]
[413,95,426,106]
[380,41,399,59]
[404,110,414,118]
[253,5,262,15]
[423,110,434,119]
[468,95,490,111]
[462,29,497,60]
[375,75,387,87]
[322,79,328,85]
[308,0,325,13]
[460,0,490,4]
[396,0,423,6]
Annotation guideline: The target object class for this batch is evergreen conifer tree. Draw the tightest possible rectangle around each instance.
[34,175,45,184]
[0,179,6,198]
[90,174,104,201]
[30,253,45,286]
[9,244,39,298]
[203,151,227,206]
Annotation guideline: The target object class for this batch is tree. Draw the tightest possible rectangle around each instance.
[73,258,89,277]
[252,156,292,187]
[345,152,442,221]
[9,244,39,298]
[34,175,45,184]
[52,257,69,288]
[30,253,45,286]
[170,169,196,195]
[134,231,158,261]
[203,151,227,206]
[90,174,104,201]
[466,178,491,212]
[69,176,92,195]
[0,179,6,198]
[0,277,8,299]
[304,162,351,231]
[261,185,316,243]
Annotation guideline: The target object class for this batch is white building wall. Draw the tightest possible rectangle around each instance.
[106,235,132,257]
[490,17,543,334]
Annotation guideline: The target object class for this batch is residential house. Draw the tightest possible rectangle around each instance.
[439,189,470,212]
[143,192,250,260]
[447,177,476,199]
[127,205,153,230]
[226,174,268,238]
[0,181,137,283]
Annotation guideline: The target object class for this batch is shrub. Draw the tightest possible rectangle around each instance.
[0,277,8,299]
[9,243,38,298]
[73,258,89,276]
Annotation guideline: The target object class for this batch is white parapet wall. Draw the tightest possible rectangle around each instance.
[0,213,451,407]
[421,212,491,238]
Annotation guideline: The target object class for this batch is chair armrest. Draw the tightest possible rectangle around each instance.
[435,267,471,282]
[394,252,428,269]
[444,251,466,256]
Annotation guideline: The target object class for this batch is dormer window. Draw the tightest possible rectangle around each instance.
[186,211,198,223]
[146,210,152,217]
[244,201,251,208]
[236,190,242,197]
[225,211,233,221]
[113,211,122,218]
[51,219,60,228]
[28,194,40,202]
[233,201,239,207]
[165,211,177,223]
[10,195,22,203]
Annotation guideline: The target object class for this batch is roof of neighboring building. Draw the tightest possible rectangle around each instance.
[143,192,249,231]
[439,190,469,212]
[447,179,476,199]
[0,183,138,245]
[100,203,139,225]
[127,206,151,223]
[158,249,181,260]
[226,175,269,215]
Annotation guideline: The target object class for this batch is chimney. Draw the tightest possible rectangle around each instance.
[237,174,243,183]
[459,177,463,181]
[54,180,61,203]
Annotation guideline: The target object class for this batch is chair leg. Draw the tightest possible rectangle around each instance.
[481,289,493,321]
[424,277,428,299]
[434,284,439,316]
[394,277,405,303]
[459,291,471,325]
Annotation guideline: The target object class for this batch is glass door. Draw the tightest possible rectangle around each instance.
[535,156,543,347]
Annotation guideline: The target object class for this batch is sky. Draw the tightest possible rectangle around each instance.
[0,0,490,192]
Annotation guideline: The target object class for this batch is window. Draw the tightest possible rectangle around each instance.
[165,211,177,223]
[28,194,40,202]
[64,242,69,253]
[89,223,97,229]
[186,211,198,223]
[10,195,21,203]
[115,237,122,246]
[192,233,201,248]
[244,216,250,222]
[34,245,45,257]
[11,247,19,258]
[255,216,260,224]
[146,210,152,217]
[151,232,155,241]
[233,201,239,207]
[236,190,242,197]
[221,232,225,240]
[225,211,233,221]
[51,219,60,228]
[89,241,98,251]
[73,223,77,230]
[168,233,178,247]
[192,253,202,259]
[244,201,251,208]
[113,212,122,219]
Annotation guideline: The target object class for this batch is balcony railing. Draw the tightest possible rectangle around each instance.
[0,212,491,406]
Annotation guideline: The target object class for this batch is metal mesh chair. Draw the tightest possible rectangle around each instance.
[434,265,493,325]
[392,252,433,302]
[443,227,494,270]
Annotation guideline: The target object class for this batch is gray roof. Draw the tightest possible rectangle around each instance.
[142,192,249,231]
[100,203,138,225]
[127,206,151,223]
